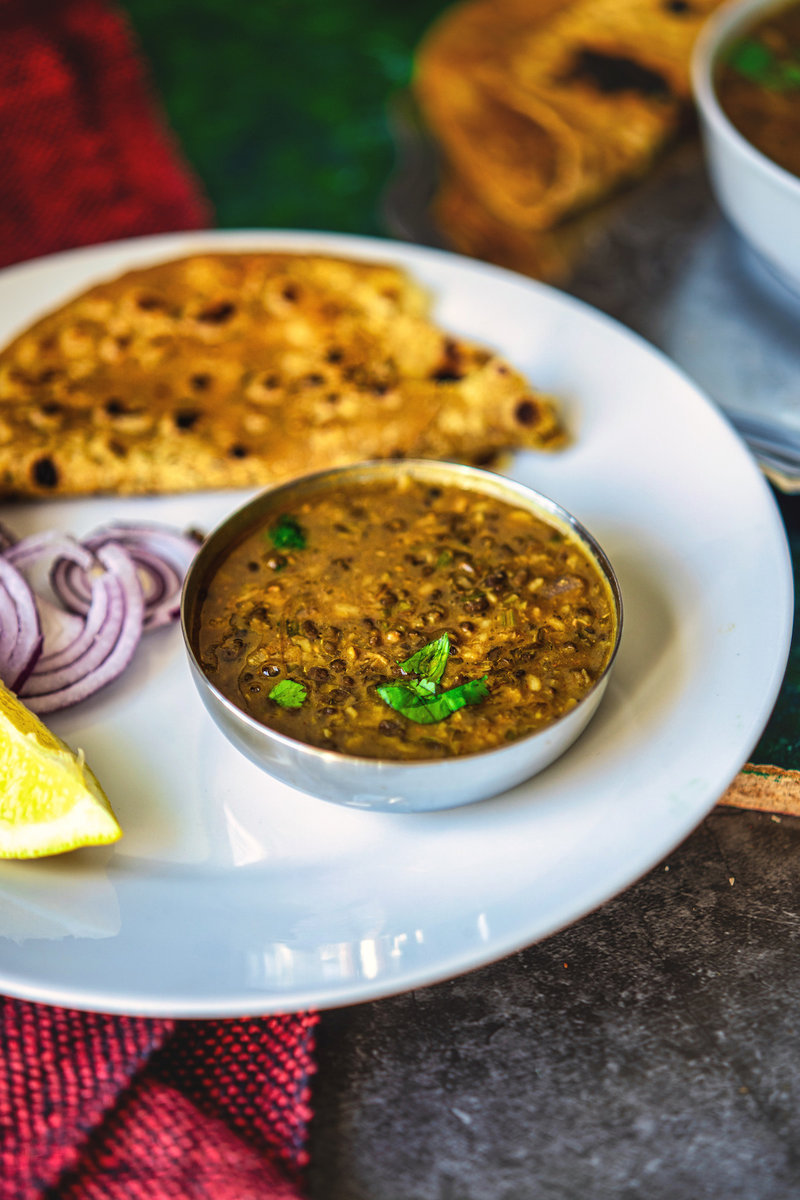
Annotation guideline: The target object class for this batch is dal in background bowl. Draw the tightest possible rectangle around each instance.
[692,0,800,294]
[181,461,622,813]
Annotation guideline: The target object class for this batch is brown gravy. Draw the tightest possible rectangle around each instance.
[716,2,800,178]
[196,474,617,761]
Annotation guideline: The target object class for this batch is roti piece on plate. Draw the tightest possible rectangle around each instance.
[415,0,723,232]
[0,251,565,499]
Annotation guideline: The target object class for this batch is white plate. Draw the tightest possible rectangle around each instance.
[0,230,791,1017]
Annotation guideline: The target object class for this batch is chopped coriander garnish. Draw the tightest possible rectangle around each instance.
[727,37,800,90]
[408,676,438,697]
[377,676,489,724]
[398,632,450,684]
[268,514,306,550]
[268,679,307,708]
[729,38,775,82]
[378,633,489,725]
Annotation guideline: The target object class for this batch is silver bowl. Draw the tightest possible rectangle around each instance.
[181,461,622,813]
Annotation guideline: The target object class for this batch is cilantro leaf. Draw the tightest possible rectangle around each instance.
[398,633,450,684]
[781,62,800,87]
[378,677,437,706]
[728,38,776,83]
[377,676,489,724]
[268,514,306,550]
[376,682,427,712]
[409,676,438,697]
[727,37,800,91]
[379,632,489,724]
[268,679,307,708]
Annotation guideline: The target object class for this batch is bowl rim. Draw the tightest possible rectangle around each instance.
[691,0,800,198]
[180,459,623,773]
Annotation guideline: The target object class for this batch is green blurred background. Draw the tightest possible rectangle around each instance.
[122,0,449,235]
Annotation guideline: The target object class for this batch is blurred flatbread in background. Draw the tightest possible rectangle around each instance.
[414,0,724,276]
[434,166,622,285]
[416,0,588,233]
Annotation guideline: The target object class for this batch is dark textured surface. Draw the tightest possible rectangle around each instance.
[307,810,800,1200]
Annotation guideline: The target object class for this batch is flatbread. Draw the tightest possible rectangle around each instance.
[415,0,723,232]
[0,252,565,498]
[434,166,614,285]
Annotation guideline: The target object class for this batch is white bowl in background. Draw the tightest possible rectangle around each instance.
[691,0,800,294]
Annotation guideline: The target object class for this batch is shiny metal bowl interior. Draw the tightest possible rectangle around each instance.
[181,460,623,813]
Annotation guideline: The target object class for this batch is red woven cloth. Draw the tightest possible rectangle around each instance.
[0,2,318,1197]
[0,0,211,269]
[0,1002,319,1198]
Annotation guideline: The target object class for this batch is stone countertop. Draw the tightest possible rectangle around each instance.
[308,808,800,1199]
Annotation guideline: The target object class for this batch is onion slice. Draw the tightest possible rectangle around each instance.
[0,556,43,691]
[0,519,200,714]
[51,521,201,631]
[19,541,145,713]
[0,521,18,553]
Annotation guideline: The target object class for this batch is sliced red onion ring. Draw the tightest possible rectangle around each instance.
[19,541,145,713]
[48,556,92,616]
[33,541,115,671]
[4,530,85,573]
[0,556,43,691]
[5,533,94,669]
[0,521,18,552]
[0,519,200,714]
[50,521,201,631]
[35,593,86,661]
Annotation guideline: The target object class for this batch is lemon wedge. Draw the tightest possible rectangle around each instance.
[0,680,121,858]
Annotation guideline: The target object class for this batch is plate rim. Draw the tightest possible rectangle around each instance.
[0,228,792,1016]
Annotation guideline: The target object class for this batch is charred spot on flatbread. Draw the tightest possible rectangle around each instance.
[562,49,673,98]
[31,457,59,488]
